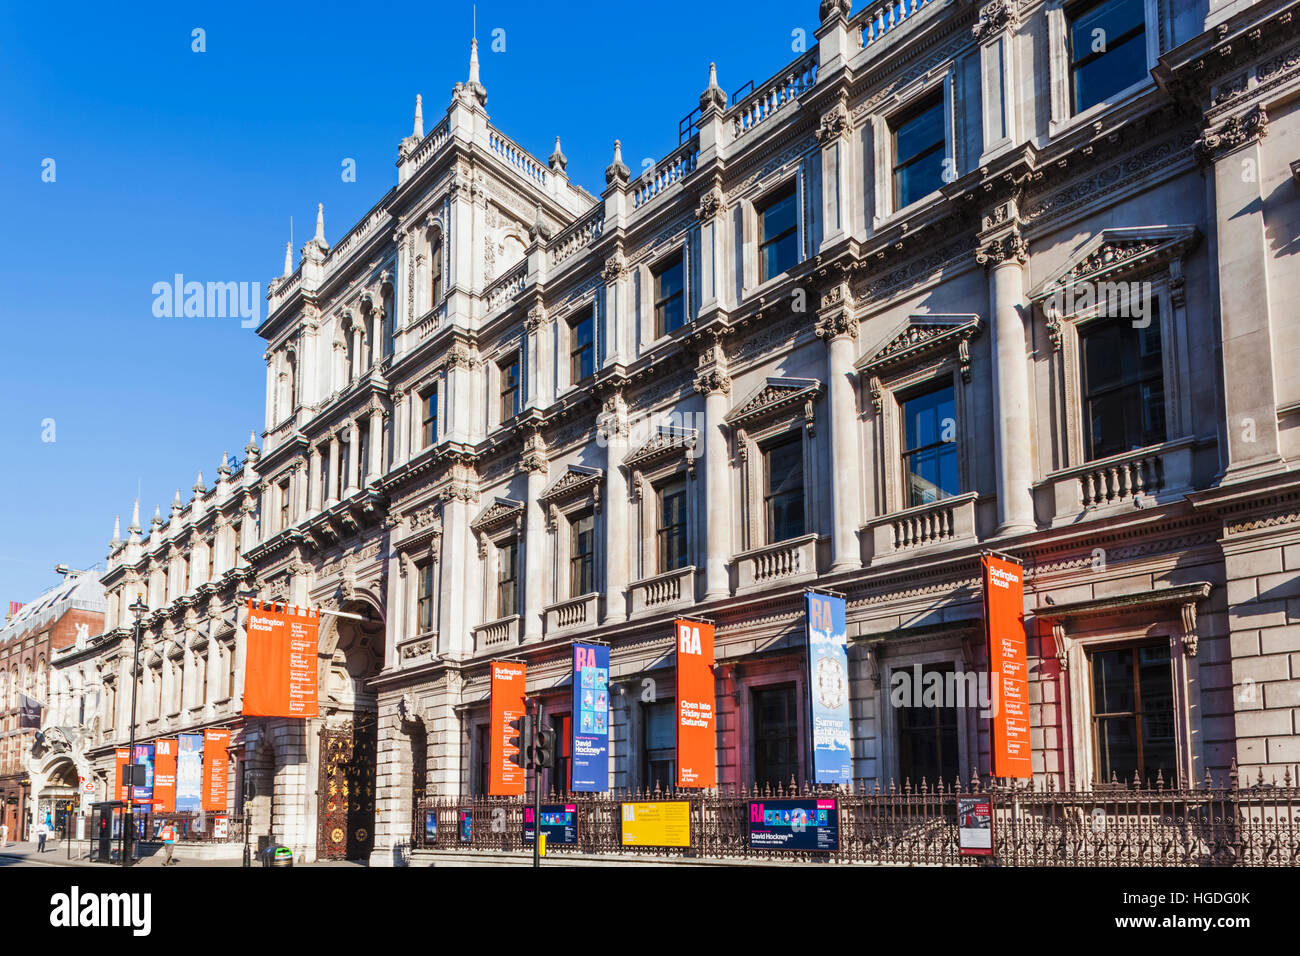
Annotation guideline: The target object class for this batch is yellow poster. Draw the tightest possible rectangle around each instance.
[620,801,691,847]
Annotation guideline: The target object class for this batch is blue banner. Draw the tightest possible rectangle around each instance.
[131,743,155,801]
[748,798,840,851]
[571,643,610,791]
[176,734,203,812]
[805,592,852,785]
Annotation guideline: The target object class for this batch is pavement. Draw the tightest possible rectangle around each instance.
[0,839,368,867]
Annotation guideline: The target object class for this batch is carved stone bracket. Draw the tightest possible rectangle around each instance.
[1193,105,1269,165]
[973,0,1019,43]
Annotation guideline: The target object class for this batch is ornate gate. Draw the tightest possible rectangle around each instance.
[317,712,377,860]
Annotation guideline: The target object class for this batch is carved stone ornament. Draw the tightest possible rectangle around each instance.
[725,377,823,431]
[819,0,851,24]
[524,304,547,332]
[694,190,724,222]
[972,0,1019,43]
[1193,105,1268,165]
[521,432,549,474]
[601,254,627,283]
[815,309,857,341]
[816,107,850,144]
[975,229,1028,268]
[693,367,732,396]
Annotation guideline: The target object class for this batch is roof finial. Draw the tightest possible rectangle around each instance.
[613,139,623,165]
[709,62,719,88]
[193,471,205,495]
[152,505,164,529]
[314,203,326,244]
[605,139,631,186]
[413,93,424,139]
[549,135,567,173]
[110,515,121,548]
[283,241,293,278]
[128,498,142,535]
[468,37,481,86]
[219,451,231,477]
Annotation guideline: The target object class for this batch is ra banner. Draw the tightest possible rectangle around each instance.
[202,728,230,812]
[983,554,1032,779]
[131,743,155,802]
[489,661,527,796]
[243,600,320,719]
[176,734,203,812]
[805,592,852,785]
[114,748,130,802]
[571,643,609,792]
[674,619,716,789]
[153,739,178,812]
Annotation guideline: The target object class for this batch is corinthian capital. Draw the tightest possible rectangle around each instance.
[693,367,732,396]
[976,229,1028,269]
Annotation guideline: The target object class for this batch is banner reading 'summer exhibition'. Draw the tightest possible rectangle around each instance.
[983,554,1031,779]
[243,600,319,718]
[805,592,852,785]
[202,728,230,812]
[153,738,178,812]
[674,619,716,789]
[489,661,527,796]
[571,643,609,792]
[176,734,203,812]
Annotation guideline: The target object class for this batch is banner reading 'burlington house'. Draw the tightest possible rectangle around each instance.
[489,661,527,796]
[983,554,1032,779]
[243,601,319,718]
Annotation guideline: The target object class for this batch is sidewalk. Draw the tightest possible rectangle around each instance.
[0,839,367,867]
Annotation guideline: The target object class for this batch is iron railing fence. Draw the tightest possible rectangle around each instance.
[411,770,1300,866]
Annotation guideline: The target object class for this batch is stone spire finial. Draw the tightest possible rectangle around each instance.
[193,472,205,495]
[528,203,552,242]
[283,241,293,278]
[171,490,183,517]
[110,515,121,548]
[413,93,424,139]
[605,139,630,186]
[549,135,567,173]
[218,451,231,477]
[152,505,164,530]
[700,62,726,112]
[245,431,261,460]
[128,499,142,536]
[709,62,719,88]
[314,203,326,245]
[462,38,488,107]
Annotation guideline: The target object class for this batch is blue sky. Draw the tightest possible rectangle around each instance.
[0,0,821,605]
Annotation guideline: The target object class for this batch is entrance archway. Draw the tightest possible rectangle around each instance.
[316,598,384,860]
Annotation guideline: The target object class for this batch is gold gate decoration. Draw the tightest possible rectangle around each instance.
[317,712,377,860]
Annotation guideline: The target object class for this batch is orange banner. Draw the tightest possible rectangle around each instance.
[202,729,230,812]
[114,748,130,802]
[675,619,716,789]
[984,555,1032,779]
[243,600,319,718]
[153,738,178,812]
[489,662,527,796]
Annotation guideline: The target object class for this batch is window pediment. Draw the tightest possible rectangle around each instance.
[539,465,603,509]
[857,314,981,383]
[725,377,822,431]
[1028,225,1199,319]
[471,496,524,536]
[624,426,699,474]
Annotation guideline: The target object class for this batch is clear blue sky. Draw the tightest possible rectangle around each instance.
[0,0,822,605]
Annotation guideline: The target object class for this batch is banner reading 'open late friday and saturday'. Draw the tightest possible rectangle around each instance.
[984,554,1032,779]
[675,619,716,789]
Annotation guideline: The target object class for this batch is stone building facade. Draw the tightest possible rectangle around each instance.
[1,570,104,840]
[61,0,1300,865]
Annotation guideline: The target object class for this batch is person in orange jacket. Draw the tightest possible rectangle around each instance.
[160,822,178,865]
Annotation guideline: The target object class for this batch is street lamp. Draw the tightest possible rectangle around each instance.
[124,594,148,868]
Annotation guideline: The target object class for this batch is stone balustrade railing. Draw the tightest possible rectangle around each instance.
[733,533,819,591]
[629,566,697,615]
[473,614,520,653]
[858,0,937,50]
[1040,439,1195,527]
[484,261,528,314]
[545,593,600,633]
[632,139,700,209]
[863,491,978,562]
[488,127,548,187]
[729,51,818,138]
[548,206,606,268]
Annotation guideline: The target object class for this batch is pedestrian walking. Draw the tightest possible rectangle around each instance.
[160,822,178,865]
[36,819,48,853]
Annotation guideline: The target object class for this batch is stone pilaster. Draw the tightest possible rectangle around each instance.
[816,283,861,571]
[694,346,732,600]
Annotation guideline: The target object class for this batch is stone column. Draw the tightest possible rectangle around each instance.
[522,433,548,641]
[978,217,1035,534]
[817,289,861,570]
[326,436,340,507]
[694,348,732,600]
[1197,107,1283,479]
[367,405,383,484]
[393,390,409,464]
[344,423,360,496]
[308,445,322,514]
[599,394,629,621]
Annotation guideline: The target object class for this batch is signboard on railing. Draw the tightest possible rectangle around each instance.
[674,619,716,789]
[958,796,994,856]
[524,804,578,845]
[748,798,839,852]
[424,811,437,842]
[983,554,1032,779]
[458,810,473,843]
[571,643,609,791]
[620,801,691,848]
[805,593,852,785]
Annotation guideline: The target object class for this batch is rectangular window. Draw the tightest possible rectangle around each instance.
[753,684,799,789]
[357,427,369,484]
[226,642,237,699]
[758,182,799,282]
[568,308,596,384]
[416,559,435,633]
[896,663,959,785]
[901,382,959,507]
[421,388,438,449]
[1080,310,1165,460]
[569,513,595,598]
[653,254,686,338]
[1090,642,1175,785]
[206,541,214,581]
[657,478,689,573]
[430,238,443,306]
[642,700,676,791]
[278,479,291,532]
[1069,0,1147,114]
[497,539,518,618]
[891,94,947,210]
[499,357,521,422]
[763,435,805,544]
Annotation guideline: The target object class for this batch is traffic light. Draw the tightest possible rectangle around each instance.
[507,713,533,770]
[533,724,556,770]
